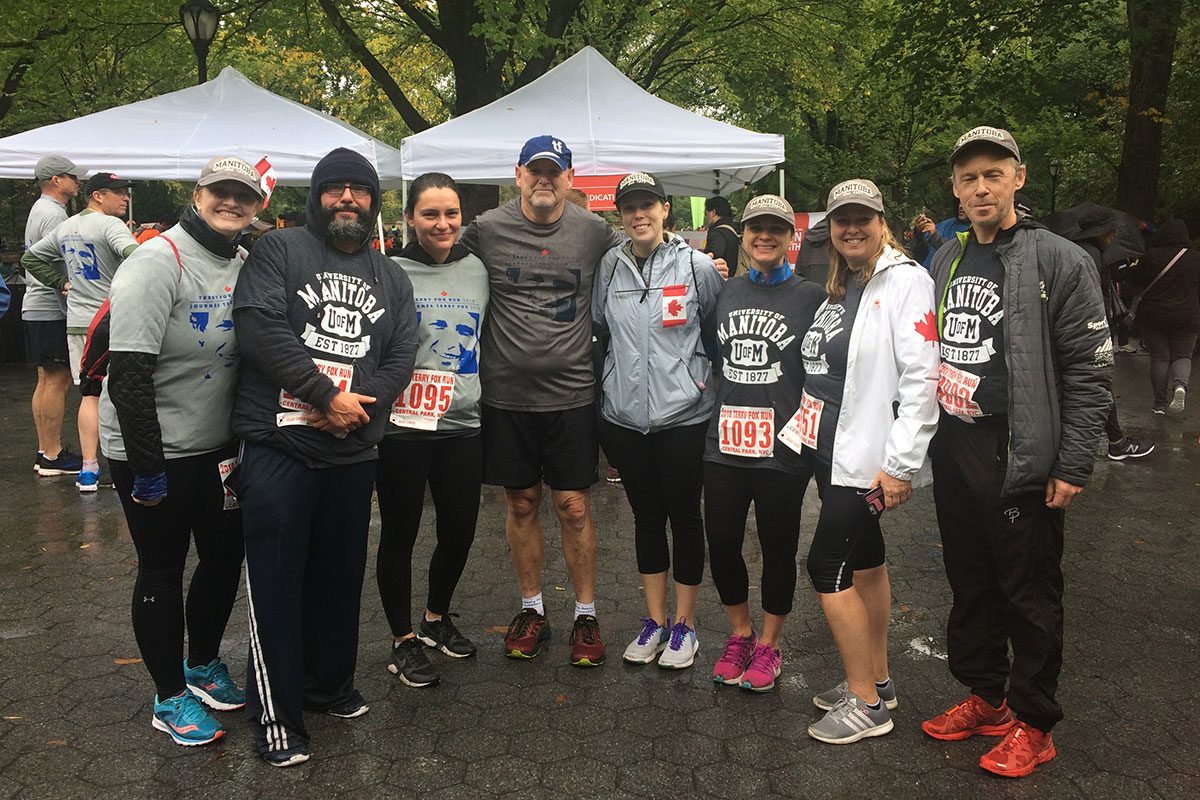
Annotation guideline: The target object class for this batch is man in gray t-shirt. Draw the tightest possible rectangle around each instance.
[22,155,82,476]
[23,171,137,491]
[458,135,620,665]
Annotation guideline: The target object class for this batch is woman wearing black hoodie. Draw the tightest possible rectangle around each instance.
[1126,220,1200,413]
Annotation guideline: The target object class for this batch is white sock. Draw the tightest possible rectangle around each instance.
[575,601,596,619]
[83,459,99,473]
[522,593,544,615]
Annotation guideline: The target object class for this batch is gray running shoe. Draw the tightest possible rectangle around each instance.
[808,695,894,745]
[622,617,668,664]
[813,679,898,711]
[1169,386,1186,412]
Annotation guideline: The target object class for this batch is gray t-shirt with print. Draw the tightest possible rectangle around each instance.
[99,226,242,460]
[22,195,69,321]
[27,209,137,331]
[460,199,621,411]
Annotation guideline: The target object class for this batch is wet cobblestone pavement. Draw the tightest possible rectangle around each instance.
[1,356,1197,799]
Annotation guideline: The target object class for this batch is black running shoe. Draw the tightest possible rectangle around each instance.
[417,615,477,658]
[324,689,370,718]
[388,638,440,687]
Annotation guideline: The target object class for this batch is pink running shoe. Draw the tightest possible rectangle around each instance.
[711,632,758,685]
[740,643,782,692]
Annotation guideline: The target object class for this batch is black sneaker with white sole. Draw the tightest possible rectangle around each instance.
[389,637,440,687]
[417,615,477,658]
[323,689,370,718]
[1107,437,1155,461]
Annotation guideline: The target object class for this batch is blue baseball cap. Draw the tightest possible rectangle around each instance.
[518,135,572,170]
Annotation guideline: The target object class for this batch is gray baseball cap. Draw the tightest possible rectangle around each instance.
[197,155,266,198]
[34,155,78,181]
[826,179,885,215]
[950,126,1022,164]
[741,194,796,229]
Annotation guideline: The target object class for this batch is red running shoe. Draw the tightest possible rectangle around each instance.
[921,694,1015,741]
[503,609,550,659]
[979,721,1056,778]
[569,615,605,666]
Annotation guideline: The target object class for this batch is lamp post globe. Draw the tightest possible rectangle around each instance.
[180,0,221,84]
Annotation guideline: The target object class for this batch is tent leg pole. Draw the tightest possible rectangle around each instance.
[377,212,386,255]
[401,180,408,247]
[779,169,785,200]
[128,187,134,230]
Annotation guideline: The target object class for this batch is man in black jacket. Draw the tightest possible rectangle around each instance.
[232,148,417,768]
[922,126,1111,779]
[703,196,741,274]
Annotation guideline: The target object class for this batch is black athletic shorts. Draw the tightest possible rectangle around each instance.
[481,403,598,491]
[23,319,69,367]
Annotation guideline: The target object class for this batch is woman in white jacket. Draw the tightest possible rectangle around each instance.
[593,171,723,669]
[798,179,940,744]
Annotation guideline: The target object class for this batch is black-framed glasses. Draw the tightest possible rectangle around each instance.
[321,182,371,199]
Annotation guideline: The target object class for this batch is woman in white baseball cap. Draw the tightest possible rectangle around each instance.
[703,195,826,692]
[100,155,265,746]
[800,179,939,744]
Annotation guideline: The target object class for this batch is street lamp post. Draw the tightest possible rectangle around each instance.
[179,0,221,85]
[1048,158,1062,213]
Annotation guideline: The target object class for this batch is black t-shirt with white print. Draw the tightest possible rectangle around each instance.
[801,277,864,463]
[938,228,1011,418]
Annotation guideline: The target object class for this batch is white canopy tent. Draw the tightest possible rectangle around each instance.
[400,47,784,197]
[0,67,406,187]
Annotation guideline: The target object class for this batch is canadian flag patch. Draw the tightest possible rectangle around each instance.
[662,284,687,328]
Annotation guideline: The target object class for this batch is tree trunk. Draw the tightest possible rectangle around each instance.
[460,184,500,225]
[1116,0,1183,220]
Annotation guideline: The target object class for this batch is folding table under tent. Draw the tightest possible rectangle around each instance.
[0,66,405,188]
[399,46,785,197]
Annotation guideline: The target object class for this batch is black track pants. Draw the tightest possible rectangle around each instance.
[238,442,376,755]
[930,415,1066,733]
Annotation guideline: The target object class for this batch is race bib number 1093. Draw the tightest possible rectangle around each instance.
[718,405,775,458]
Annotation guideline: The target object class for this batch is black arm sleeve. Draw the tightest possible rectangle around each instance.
[107,351,165,476]
[233,306,341,410]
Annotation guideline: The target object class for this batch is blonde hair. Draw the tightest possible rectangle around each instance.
[824,214,908,302]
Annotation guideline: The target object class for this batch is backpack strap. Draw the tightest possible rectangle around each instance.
[158,235,184,281]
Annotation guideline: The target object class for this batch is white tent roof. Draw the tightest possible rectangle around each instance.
[0,67,406,187]
[401,47,783,195]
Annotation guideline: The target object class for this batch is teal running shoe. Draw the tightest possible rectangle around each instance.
[151,690,224,746]
[184,659,245,711]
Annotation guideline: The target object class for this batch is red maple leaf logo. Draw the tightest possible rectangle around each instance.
[667,298,683,317]
[914,310,938,345]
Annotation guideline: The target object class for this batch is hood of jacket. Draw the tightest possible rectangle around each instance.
[1151,218,1189,248]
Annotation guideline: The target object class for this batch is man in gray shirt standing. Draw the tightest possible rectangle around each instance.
[459,136,621,666]
[22,155,83,477]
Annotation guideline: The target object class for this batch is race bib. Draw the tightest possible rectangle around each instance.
[778,391,823,455]
[662,284,687,328]
[390,369,456,430]
[217,455,240,511]
[938,362,984,417]
[276,358,355,427]
[718,405,775,458]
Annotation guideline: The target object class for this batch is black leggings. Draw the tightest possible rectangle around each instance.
[375,434,481,638]
[807,459,886,593]
[600,420,706,584]
[111,448,244,700]
[703,460,812,616]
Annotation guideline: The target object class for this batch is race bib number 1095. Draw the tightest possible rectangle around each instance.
[390,370,456,431]
[718,405,775,458]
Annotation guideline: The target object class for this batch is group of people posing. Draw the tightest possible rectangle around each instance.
[21,125,1113,779]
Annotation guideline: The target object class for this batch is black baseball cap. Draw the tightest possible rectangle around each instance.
[613,171,666,206]
[83,172,133,195]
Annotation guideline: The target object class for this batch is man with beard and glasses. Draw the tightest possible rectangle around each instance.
[231,148,417,767]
